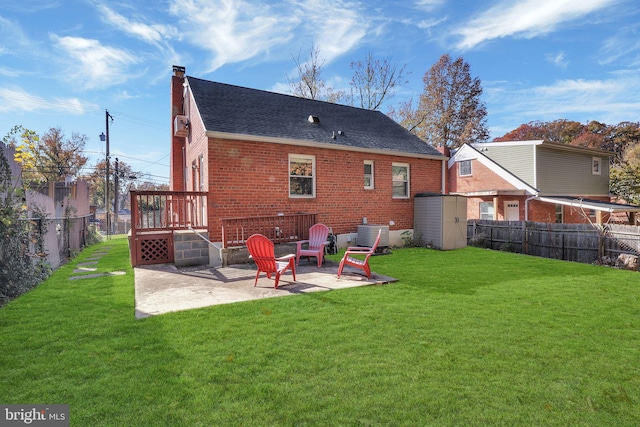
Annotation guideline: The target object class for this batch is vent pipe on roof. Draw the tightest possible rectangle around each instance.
[308,115,319,124]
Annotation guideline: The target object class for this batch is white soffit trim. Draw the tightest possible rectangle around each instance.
[206,131,447,160]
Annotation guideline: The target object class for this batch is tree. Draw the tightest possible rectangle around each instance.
[287,42,339,102]
[37,127,88,182]
[494,119,584,144]
[346,52,409,111]
[610,141,640,206]
[395,54,488,148]
[85,159,135,210]
[602,122,640,165]
[1,127,49,304]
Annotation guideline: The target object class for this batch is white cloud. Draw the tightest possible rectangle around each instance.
[598,27,640,66]
[545,51,568,68]
[486,73,640,131]
[452,0,620,50]
[168,0,369,73]
[0,15,31,54]
[97,5,179,45]
[414,0,446,11]
[169,0,300,73]
[0,87,98,114]
[293,0,368,63]
[50,34,140,89]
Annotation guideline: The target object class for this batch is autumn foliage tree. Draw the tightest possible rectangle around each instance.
[392,54,488,148]
[85,159,135,210]
[15,127,89,183]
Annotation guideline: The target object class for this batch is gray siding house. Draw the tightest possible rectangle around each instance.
[448,140,640,224]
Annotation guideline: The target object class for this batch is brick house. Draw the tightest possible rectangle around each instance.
[447,141,640,224]
[168,65,447,256]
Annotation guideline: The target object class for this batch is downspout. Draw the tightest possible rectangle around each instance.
[441,159,446,194]
[524,194,538,221]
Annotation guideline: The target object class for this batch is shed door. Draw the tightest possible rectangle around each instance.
[505,201,519,221]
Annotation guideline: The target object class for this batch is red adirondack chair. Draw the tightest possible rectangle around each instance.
[246,234,296,289]
[295,223,330,267]
[337,229,381,279]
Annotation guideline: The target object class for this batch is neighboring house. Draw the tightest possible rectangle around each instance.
[169,66,447,249]
[447,140,640,224]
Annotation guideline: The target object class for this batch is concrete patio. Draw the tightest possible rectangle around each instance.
[134,259,397,319]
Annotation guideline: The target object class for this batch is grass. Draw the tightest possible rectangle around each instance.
[1,236,639,426]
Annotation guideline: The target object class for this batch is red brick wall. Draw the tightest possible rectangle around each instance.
[452,159,517,194]
[465,196,612,224]
[201,138,443,241]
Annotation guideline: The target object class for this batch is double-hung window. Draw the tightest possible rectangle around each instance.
[459,160,472,176]
[364,160,374,189]
[479,202,494,220]
[289,154,315,197]
[592,157,602,175]
[392,163,409,198]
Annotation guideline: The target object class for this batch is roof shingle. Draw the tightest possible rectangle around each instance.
[187,76,443,158]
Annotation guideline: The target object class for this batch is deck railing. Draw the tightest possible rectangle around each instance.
[130,190,207,231]
[221,213,317,248]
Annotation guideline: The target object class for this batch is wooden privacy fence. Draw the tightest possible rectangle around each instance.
[467,220,640,264]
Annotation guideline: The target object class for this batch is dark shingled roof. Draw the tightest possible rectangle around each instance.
[187,76,444,158]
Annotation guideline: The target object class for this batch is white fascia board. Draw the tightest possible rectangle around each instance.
[471,140,543,148]
[206,131,447,161]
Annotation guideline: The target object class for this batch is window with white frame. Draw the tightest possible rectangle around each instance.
[555,204,563,223]
[479,202,494,220]
[459,159,472,176]
[392,163,409,198]
[592,157,602,175]
[364,160,374,189]
[289,154,315,197]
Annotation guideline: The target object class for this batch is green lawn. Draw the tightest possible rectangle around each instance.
[1,236,639,426]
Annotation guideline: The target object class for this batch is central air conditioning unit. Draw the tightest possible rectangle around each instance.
[174,115,189,137]
[357,225,390,253]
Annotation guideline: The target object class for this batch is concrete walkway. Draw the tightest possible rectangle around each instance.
[134,260,397,319]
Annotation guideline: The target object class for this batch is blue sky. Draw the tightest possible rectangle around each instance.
[1,0,639,184]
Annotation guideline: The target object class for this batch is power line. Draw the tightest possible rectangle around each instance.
[83,150,170,168]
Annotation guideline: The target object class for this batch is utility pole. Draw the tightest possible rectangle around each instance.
[114,157,119,234]
[100,110,113,238]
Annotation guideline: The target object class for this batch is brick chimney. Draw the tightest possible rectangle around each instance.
[435,144,450,157]
[170,65,186,190]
